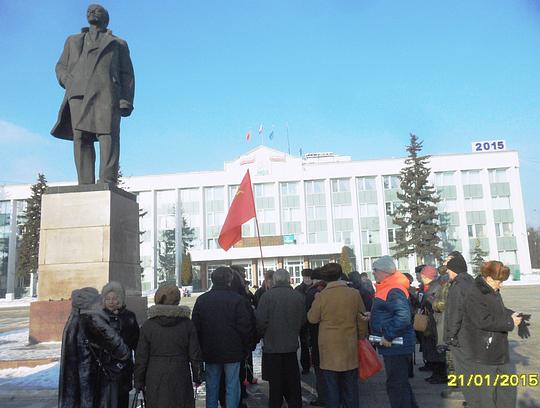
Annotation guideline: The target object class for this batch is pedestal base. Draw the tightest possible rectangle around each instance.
[29,296,148,344]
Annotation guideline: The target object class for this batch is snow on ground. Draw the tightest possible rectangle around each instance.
[0,298,34,309]
[0,362,58,389]
[0,329,60,361]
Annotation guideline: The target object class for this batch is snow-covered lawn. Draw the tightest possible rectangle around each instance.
[0,329,60,361]
[0,362,58,390]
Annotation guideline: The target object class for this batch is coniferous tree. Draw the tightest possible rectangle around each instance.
[157,229,176,283]
[16,174,47,278]
[528,226,540,269]
[181,252,193,286]
[471,239,488,276]
[392,134,444,264]
[339,246,353,275]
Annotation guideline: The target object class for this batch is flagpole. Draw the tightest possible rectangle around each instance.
[253,212,265,281]
[286,123,290,155]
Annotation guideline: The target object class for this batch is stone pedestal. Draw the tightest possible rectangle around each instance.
[29,184,147,343]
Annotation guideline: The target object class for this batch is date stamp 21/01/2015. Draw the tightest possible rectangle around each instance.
[448,374,539,387]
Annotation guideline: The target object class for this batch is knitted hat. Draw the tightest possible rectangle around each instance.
[372,256,397,274]
[155,284,181,305]
[420,266,438,280]
[71,287,100,310]
[447,252,468,274]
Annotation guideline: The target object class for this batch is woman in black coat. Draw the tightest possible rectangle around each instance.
[59,287,130,408]
[134,284,203,408]
[102,282,140,408]
[418,266,447,384]
[462,261,523,408]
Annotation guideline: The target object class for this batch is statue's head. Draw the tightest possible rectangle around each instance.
[87,4,109,28]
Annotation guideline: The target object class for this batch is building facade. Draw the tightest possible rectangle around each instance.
[0,146,532,297]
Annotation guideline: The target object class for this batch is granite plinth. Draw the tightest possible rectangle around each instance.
[30,185,147,342]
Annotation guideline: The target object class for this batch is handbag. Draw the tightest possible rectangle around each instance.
[131,390,146,408]
[357,338,383,380]
[413,313,429,332]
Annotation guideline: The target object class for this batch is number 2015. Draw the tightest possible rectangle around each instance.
[474,140,505,152]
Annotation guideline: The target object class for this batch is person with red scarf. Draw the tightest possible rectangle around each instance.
[369,256,418,408]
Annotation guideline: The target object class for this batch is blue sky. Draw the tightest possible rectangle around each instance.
[1,0,539,226]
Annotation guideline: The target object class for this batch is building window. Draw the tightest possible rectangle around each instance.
[495,222,513,237]
[383,175,400,190]
[461,170,482,185]
[285,259,303,285]
[335,230,352,245]
[492,197,511,210]
[464,198,484,211]
[204,186,224,201]
[359,203,378,217]
[498,250,517,265]
[333,205,353,219]
[489,168,508,183]
[357,177,377,191]
[307,206,326,220]
[361,229,380,244]
[280,181,298,195]
[310,258,330,269]
[363,256,380,272]
[207,238,219,249]
[434,171,456,186]
[467,224,485,238]
[387,228,396,243]
[331,178,351,193]
[385,202,399,216]
[305,180,325,194]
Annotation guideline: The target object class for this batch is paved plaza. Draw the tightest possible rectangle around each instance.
[0,285,539,407]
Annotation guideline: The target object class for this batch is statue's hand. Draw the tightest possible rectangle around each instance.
[119,99,133,117]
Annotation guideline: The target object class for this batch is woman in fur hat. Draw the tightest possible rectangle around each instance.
[59,287,130,408]
[102,282,140,408]
[134,284,203,408]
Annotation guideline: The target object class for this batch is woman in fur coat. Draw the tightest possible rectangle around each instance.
[134,284,203,408]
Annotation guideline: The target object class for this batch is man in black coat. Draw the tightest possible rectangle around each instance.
[294,268,313,375]
[192,267,254,408]
[443,251,476,404]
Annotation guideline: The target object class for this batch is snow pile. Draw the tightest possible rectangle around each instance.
[0,362,59,389]
[0,329,60,361]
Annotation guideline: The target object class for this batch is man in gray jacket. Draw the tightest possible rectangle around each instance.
[255,269,306,408]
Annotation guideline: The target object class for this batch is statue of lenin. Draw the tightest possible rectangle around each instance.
[51,4,135,185]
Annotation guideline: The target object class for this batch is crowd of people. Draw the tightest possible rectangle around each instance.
[58,250,528,408]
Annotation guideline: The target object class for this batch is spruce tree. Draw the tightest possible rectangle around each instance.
[339,246,353,275]
[181,252,193,286]
[471,239,488,276]
[16,174,47,278]
[157,229,176,283]
[392,134,444,264]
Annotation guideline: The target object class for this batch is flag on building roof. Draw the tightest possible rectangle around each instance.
[268,131,274,140]
[246,131,251,141]
[258,124,264,135]
[218,170,256,251]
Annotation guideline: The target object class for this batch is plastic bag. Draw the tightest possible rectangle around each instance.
[358,338,383,380]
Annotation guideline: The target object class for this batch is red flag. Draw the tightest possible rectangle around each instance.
[218,170,256,251]
[246,131,251,141]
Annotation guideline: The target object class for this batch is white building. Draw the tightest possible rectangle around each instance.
[0,146,531,297]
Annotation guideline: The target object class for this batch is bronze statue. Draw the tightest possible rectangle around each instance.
[51,4,135,185]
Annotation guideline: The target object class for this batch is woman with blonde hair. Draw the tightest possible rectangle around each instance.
[462,261,524,407]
